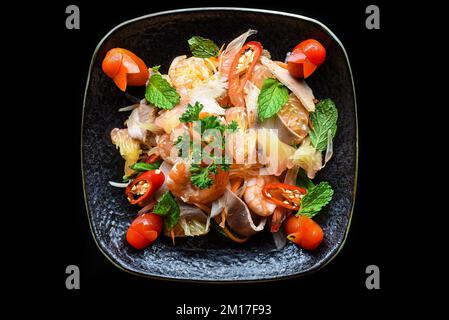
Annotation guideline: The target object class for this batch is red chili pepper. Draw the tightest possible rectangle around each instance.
[228,41,263,108]
[125,170,165,205]
[262,183,307,211]
[145,153,161,164]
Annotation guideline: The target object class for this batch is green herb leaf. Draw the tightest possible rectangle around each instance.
[188,36,220,58]
[145,74,180,109]
[190,163,217,189]
[297,181,334,218]
[309,98,338,151]
[258,78,289,121]
[153,191,180,230]
[178,102,239,189]
[151,65,161,73]
[296,168,315,190]
[180,102,203,123]
[123,172,139,182]
[129,161,162,172]
[200,115,222,133]
[225,120,239,132]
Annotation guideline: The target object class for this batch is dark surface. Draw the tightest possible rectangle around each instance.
[82,9,357,281]
[18,0,423,312]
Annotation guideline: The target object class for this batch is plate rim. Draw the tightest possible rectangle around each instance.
[81,6,359,283]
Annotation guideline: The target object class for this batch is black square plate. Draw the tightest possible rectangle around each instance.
[82,7,357,282]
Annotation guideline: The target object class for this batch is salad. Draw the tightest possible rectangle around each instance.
[103,30,338,251]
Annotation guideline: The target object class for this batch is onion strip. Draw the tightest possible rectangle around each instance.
[118,104,138,112]
[137,200,156,215]
[108,181,130,188]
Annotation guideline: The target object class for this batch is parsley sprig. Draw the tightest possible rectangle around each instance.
[176,102,238,189]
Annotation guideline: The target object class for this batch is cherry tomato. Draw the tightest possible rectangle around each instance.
[102,48,149,91]
[284,215,324,251]
[126,213,163,249]
[125,169,165,206]
[287,39,326,79]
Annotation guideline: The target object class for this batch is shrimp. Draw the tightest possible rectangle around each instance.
[166,160,229,204]
[168,55,214,92]
[243,176,279,216]
[156,133,177,165]
[156,122,189,164]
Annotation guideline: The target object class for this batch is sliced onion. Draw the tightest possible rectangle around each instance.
[189,77,227,116]
[210,197,225,219]
[235,180,248,198]
[323,129,334,167]
[209,193,227,231]
[272,229,287,251]
[138,202,155,215]
[108,181,130,188]
[118,104,138,112]
[260,56,315,112]
[223,188,266,236]
[243,80,260,128]
[219,29,257,80]
[284,165,300,185]
[154,161,172,199]
[125,93,141,104]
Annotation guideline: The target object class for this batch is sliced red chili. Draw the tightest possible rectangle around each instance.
[262,183,307,211]
[145,153,161,164]
[228,41,263,108]
[125,170,165,205]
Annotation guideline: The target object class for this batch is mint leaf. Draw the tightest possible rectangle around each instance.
[296,168,315,190]
[309,99,338,151]
[145,74,180,109]
[153,191,180,230]
[297,181,334,218]
[258,78,289,121]
[188,36,220,58]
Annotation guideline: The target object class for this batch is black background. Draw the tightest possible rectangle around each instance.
[18,0,418,314]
